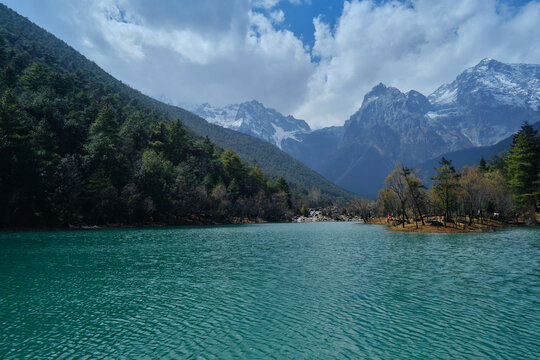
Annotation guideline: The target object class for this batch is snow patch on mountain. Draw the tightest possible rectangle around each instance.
[425,58,540,147]
[430,58,540,112]
[191,103,241,128]
[190,100,311,149]
[271,123,302,148]
[429,86,457,105]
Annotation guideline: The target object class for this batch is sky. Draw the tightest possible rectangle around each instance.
[3,0,540,128]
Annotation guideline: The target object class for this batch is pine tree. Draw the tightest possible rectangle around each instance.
[301,203,308,217]
[399,164,426,227]
[479,156,488,171]
[0,89,35,224]
[275,176,292,207]
[84,105,122,183]
[32,118,60,176]
[163,120,190,165]
[432,157,460,227]
[504,122,540,225]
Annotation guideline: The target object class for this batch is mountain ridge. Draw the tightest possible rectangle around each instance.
[195,58,540,198]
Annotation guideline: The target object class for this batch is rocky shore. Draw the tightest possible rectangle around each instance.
[293,208,363,223]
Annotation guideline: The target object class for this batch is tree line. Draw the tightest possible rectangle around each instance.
[377,123,540,227]
[0,39,299,228]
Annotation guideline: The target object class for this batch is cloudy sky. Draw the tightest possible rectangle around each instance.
[4,0,540,128]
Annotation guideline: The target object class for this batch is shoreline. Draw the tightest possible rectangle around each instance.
[2,217,535,234]
[0,218,365,234]
[0,217,272,234]
[364,217,524,233]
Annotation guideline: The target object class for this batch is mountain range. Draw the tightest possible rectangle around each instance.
[4,1,537,202]
[195,58,540,198]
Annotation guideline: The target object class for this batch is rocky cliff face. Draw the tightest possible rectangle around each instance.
[339,59,540,165]
[343,83,472,164]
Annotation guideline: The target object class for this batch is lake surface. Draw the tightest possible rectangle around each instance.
[1,223,539,359]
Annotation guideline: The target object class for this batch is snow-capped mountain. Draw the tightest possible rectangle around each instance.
[191,100,310,149]
[191,59,539,198]
[427,58,540,146]
[283,58,540,198]
[191,102,241,128]
[343,83,473,163]
[430,58,540,110]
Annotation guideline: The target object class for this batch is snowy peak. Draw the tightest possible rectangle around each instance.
[191,102,241,128]
[339,58,540,162]
[405,90,432,113]
[191,100,310,149]
[428,83,458,106]
[360,84,431,112]
[426,58,540,146]
[362,83,401,102]
[236,100,310,133]
[429,59,540,111]
[474,57,501,70]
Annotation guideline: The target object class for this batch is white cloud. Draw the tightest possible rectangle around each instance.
[253,0,303,10]
[53,0,314,113]
[5,0,540,129]
[253,0,281,9]
[269,9,285,23]
[295,0,540,127]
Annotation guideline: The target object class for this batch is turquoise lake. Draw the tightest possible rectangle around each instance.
[1,222,539,359]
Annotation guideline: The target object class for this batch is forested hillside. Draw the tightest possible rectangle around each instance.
[0,4,322,227]
[0,4,351,203]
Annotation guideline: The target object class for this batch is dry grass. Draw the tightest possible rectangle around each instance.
[365,217,508,233]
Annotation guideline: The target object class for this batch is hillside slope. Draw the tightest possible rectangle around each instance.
[0,4,352,201]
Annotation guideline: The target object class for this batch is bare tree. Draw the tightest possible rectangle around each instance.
[399,164,426,228]
[384,164,409,228]
[347,197,378,222]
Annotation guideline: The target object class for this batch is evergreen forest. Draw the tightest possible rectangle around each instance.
[0,5,301,228]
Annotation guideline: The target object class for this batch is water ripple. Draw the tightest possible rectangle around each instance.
[1,223,539,359]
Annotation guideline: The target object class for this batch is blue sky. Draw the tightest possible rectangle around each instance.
[263,1,344,50]
[3,0,540,127]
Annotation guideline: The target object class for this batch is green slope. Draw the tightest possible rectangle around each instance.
[154,103,354,199]
[0,3,352,201]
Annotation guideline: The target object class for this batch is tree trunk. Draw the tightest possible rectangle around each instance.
[401,201,406,228]
[444,193,448,228]
[413,198,424,226]
[525,200,537,226]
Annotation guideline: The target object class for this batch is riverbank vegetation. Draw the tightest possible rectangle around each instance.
[375,123,539,231]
